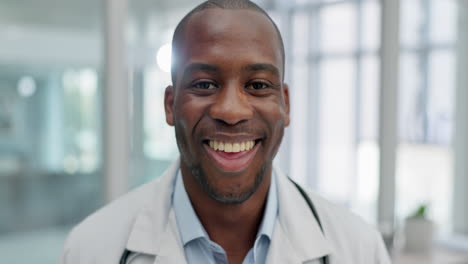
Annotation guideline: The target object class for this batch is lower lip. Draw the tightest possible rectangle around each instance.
[204,142,260,172]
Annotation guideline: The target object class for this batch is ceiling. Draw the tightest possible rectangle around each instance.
[0,0,205,32]
[0,0,274,73]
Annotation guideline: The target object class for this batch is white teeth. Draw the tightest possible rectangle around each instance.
[225,143,233,152]
[233,143,240,152]
[218,142,224,151]
[208,140,256,153]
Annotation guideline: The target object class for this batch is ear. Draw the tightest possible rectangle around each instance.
[164,85,175,126]
[283,83,290,127]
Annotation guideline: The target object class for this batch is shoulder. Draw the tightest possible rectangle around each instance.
[306,191,375,236]
[61,178,163,263]
[304,188,391,263]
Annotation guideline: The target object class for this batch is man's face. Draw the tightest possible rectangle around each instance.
[165,8,290,203]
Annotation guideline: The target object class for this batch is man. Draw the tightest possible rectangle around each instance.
[61,0,391,263]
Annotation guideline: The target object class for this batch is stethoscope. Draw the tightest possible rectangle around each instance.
[120,178,330,264]
[288,178,330,264]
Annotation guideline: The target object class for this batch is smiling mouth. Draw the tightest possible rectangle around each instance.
[208,140,256,152]
[203,139,261,172]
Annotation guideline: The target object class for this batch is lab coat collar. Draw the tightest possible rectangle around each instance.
[124,159,332,263]
[267,164,332,263]
[125,158,186,262]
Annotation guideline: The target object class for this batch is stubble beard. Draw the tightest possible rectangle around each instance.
[174,124,269,204]
[189,163,267,204]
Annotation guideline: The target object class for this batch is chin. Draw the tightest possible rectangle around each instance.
[192,162,268,204]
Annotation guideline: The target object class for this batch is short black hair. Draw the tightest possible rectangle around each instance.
[171,0,286,85]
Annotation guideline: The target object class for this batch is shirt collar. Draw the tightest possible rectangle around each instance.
[173,170,278,246]
[173,170,209,245]
[124,159,332,262]
[256,171,278,240]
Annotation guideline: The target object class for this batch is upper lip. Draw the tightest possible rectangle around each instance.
[203,133,262,143]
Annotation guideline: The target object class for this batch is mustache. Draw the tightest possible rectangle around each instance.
[199,121,263,136]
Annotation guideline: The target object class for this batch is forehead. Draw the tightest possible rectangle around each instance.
[175,9,283,75]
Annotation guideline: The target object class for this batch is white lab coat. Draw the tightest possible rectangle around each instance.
[61,159,391,264]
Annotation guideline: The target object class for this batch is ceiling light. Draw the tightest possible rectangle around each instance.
[156,43,172,73]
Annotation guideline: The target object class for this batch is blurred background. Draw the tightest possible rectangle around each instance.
[0,0,467,263]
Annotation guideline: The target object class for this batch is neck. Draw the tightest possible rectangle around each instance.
[180,164,272,257]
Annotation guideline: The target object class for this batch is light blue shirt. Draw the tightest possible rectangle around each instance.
[173,170,278,264]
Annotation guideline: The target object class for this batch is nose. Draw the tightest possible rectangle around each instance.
[209,84,254,125]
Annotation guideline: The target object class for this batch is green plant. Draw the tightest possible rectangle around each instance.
[410,204,428,218]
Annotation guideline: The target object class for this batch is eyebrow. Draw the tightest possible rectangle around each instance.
[181,63,220,80]
[180,62,281,81]
[243,63,280,77]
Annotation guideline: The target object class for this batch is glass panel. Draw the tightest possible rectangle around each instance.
[360,55,380,140]
[399,52,424,142]
[292,11,310,59]
[355,141,379,224]
[289,61,311,185]
[396,0,459,243]
[286,2,382,224]
[427,50,455,145]
[361,0,381,51]
[294,0,320,4]
[354,56,380,224]
[322,0,342,3]
[62,69,100,174]
[396,144,454,234]
[143,67,178,162]
[128,0,187,187]
[318,58,356,204]
[400,0,424,48]
[0,13,102,264]
[429,0,457,44]
[319,3,357,54]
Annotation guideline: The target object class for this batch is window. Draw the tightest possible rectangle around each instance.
[143,67,178,162]
[0,1,103,262]
[282,0,461,237]
[396,0,458,235]
[284,0,381,223]
[62,69,100,174]
[127,4,191,187]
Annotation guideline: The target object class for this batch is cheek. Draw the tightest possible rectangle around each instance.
[173,103,201,166]
[253,98,287,150]
[254,97,288,129]
[174,95,206,131]
[173,94,211,155]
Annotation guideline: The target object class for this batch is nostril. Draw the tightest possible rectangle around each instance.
[209,97,254,125]
[213,118,249,126]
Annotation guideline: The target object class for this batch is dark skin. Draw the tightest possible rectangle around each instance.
[164,8,290,264]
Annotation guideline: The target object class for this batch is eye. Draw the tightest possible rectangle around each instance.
[246,82,270,90]
[192,81,217,90]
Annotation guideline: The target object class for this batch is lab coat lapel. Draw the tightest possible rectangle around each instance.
[266,218,302,264]
[124,160,332,263]
[266,165,333,263]
[153,210,187,264]
[124,159,187,263]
